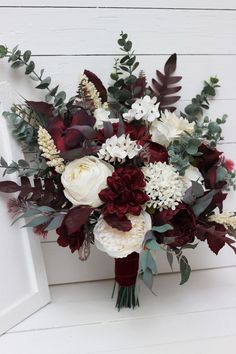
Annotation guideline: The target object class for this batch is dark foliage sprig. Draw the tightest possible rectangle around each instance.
[0,156,48,177]
[151,54,182,112]
[184,77,220,122]
[0,44,71,115]
[108,32,147,113]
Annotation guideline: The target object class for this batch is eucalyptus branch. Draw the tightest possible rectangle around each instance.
[0,44,68,115]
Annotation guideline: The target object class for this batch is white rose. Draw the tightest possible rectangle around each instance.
[94,211,152,258]
[182,165,204,190]
[61,156,114,207]
[150,110,195,147]
[94,108,119,129]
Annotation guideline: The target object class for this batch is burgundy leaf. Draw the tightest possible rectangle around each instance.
[26,101,53,118]
[68,125,97,140]
[0,181,21,193]
[72,110,96,127]
[167,76,182,84]
[151,54,182,111]
[103,121,114,139]
[160,86,182,95]
[196,223,236,255]
[164,53,177,75]
[104,214,132,232]
[160,96,181,106]
[64,206,93,234]
[84,70,107,103]
[61,146,100,161]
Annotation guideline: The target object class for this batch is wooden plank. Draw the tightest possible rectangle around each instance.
[8,267,236,332]
[42,232,236,284]
[1,306,236,353]
[0,8,235,54]
[1,55,235,101]
[2,0,236,10]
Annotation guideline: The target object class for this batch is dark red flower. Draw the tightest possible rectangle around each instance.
[195,144,222,173]
[56,207,93,253]
[48,109,95,152]
[99,167,149,231]
[153,203,196,248]
[140,141,168,163]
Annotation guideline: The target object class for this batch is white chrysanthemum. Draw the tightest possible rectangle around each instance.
[94,212,152,258]
[142,162,184,210]
[150,110,195,147]
[182,165,204,190]
[94,108,119,129]
[209,212,236,230]
[37,126,65,174]
[98,134,142,163]
[123,95,160,123]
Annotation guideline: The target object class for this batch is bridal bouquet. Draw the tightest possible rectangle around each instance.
[0,33,236,309]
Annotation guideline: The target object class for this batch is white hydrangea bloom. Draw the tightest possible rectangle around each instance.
[98,134,142,163]
[182,165,204,190]
[123,95,160,123]
[208,212,236,230]
[150,110,195,147]
[94,211,152,258]
[142,162,184,210]
[94,108,119,129]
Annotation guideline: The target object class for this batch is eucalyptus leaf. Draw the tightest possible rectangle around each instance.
[152,224,173,233]
[179,256,191,285]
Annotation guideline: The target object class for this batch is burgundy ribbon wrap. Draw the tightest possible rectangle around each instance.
[115,252,139,287]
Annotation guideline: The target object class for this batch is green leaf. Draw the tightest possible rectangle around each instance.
[0,157,8,167]
[37,206,55,213]
[152,224,173,233]
[119,65,130,73]
[179,256,191,285]
[166,252,174,271]
[132,62,139,71]
[25,61,35,75]
[45,214,64,231]
[146,239,161,251]
[22,215,51,228]
[216,166,228,182]
[192,189,219,217]
[143,268,154,291]
[182,243,198,250]
[191,181,204,198]
[0,45,8,58]
[11,61,24,69]
[23,50,31,63]
[124,40,132,51]
[118,38,125,46]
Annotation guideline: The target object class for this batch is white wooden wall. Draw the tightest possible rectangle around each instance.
[0,0,236,285]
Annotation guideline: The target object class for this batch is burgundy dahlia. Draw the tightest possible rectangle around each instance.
[99,166,149,220]
[153,203,196,248]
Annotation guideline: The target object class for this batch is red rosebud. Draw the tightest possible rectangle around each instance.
[224,159,234,172]
[195,144,222,173]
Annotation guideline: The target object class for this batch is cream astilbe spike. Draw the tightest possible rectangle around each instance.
[75,74,108,111]
[208,212,236,230]
[37,126,65,174]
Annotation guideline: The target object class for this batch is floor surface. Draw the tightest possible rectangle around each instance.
[1,267,236,353]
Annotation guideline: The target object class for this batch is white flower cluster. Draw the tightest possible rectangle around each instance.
[150,110,195,147]
[93,108,119,129]
[37,126,65,174]
[94,212,152,258]
[75,74,108,111]
[142,162,184,210]
[123,95,160,123]
[208,212,236,230]
[98,134,142,163]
